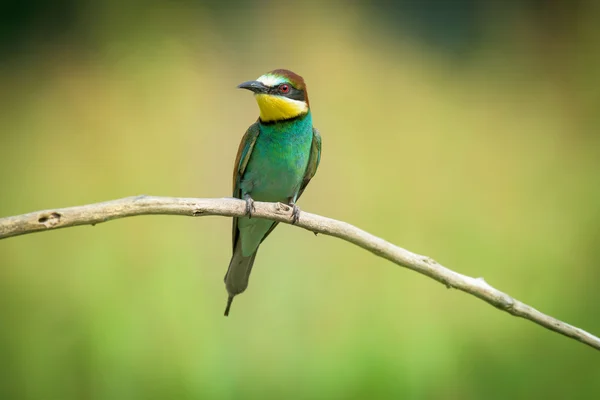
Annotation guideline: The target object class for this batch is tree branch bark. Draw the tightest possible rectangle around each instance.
[1,195,598,351]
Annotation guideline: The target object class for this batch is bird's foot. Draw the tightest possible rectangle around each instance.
[244,194,255,218]
[289,202,301,225]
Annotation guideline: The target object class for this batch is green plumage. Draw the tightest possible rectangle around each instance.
[225,111,321,315]
[238,113,314,255]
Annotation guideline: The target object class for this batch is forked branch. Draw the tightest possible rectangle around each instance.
[1,195,598,351]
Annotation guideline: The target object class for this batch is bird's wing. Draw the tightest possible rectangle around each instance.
[232,121,261,249]
[232,121,260,195]
[296,127,322,201]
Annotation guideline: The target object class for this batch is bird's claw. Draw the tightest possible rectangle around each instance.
[244,195,255,218]
[290,203,301,225]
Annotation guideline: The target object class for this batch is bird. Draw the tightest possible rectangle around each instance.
[224,69,322,316]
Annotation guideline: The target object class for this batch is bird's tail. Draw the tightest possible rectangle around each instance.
[223,239,258,316]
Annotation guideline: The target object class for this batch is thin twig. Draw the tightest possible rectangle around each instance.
[0,195,598,351]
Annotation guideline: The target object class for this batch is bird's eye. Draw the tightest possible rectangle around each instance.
[279,84,290,94]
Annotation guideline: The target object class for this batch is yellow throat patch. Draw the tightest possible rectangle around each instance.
[255,94,308,122]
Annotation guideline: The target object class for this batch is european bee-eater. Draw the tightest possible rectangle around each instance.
[224,69,322,316]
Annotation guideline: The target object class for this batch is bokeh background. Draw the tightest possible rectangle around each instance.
[1,0,599,399]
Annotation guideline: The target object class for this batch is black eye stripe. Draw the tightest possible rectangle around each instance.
[267,85,305,102]
[287,88,305,101]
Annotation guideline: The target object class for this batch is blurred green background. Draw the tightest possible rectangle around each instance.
[1,0,599,399]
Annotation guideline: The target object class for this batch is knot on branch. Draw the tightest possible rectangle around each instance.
[497,296,515,311]
[38,212,62,227]
[420,256,437,265]
[274,202,292,214]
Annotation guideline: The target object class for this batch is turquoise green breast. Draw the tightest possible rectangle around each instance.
[240,112,313,202]
[237,112,313,256]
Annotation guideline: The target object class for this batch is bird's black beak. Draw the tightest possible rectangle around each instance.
[237,80,269,94]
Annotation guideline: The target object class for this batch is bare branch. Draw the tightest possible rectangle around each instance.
[0,195,598,351]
